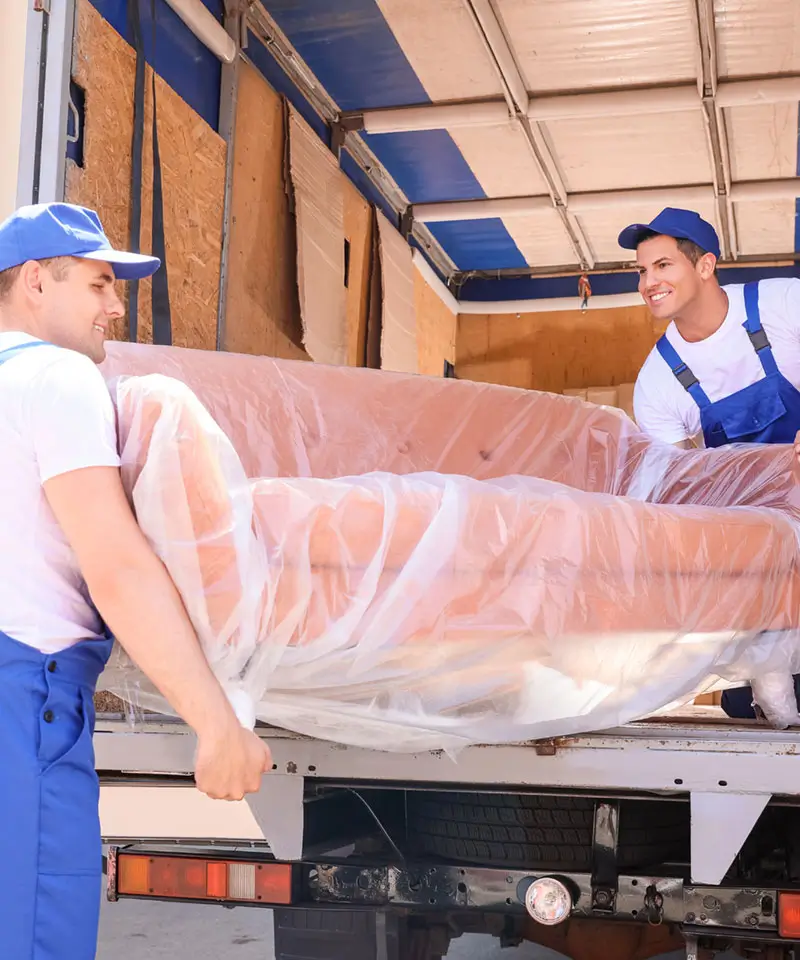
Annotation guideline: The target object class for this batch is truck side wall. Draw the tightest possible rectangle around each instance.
[455,305,665,394]
[64,0,455,373]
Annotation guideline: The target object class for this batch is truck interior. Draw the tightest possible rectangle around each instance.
[16,0,800,957]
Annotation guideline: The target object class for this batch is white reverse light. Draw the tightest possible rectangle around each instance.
[524,877,573,926]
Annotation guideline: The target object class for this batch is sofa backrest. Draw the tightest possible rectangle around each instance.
[101,341,639,496]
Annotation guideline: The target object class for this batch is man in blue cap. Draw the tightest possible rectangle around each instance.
[0,202,272,959]
[619,207,800,720]
[619,206,800,450]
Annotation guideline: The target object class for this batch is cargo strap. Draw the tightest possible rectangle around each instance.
[127,0,172,347]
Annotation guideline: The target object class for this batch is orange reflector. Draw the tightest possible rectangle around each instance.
[255,863,293,903]
[117,855,150,896]
[206,862,228,899]
[779,893,800,939]
[115,853,294,905]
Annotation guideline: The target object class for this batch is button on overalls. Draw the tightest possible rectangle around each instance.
[0,341,114,959]
[655,281,800,718]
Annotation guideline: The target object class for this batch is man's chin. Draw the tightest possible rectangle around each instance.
[82,341,106,365]
[647,298,676,320]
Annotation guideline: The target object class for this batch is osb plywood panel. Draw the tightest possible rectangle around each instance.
[135,71,225,350]
[414,266,456,377]
[66,0,134,344]
[456,305,662,393]
[223,62,308,361]
[343,177,371,367]
[67,0,225,351]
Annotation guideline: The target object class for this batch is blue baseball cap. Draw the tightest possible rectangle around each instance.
[617,207,721,259]
[0,202,160,280]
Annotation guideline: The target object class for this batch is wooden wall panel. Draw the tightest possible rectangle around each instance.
[414,266,457,377]
[343,179,372,367]
[456,305,665,393]
[222,63,307,361]
[66,0,134,345]
[67,0,225,351]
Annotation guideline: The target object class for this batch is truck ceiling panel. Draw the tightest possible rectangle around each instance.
[503,209,583,267]
[725,105,800,182]
[734,199,798,256]
[496,0,697,93]
[715,0,800,77]
[266,0,428,110]
[257,0,800,284]
[449,124,550,198]
[577,200,720,263]
[544,111,711,193]
[376,0,504,101]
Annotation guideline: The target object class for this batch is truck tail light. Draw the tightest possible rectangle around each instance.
[779,893,800,939]
[115,852,295,905]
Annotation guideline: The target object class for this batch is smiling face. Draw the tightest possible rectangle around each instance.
[20,256,124,363]
[636,234,717,321]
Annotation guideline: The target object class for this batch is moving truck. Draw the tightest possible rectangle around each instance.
[5,1,800,957]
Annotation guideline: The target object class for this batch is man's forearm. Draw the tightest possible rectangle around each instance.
[88,548,239,740]
[43,465,270,799]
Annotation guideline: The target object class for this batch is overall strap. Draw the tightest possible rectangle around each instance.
[655,335,712,408]
[0,341,50,367]
[743,281,779,377]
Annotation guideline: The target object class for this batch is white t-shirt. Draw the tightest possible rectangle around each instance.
[0,331,121,653]
[633,278,800,444]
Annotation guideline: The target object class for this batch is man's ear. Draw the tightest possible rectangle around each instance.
[17,260,46,300]
[696,252,718,281]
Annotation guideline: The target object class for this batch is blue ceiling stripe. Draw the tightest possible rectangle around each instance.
[459,263,800,302]
[264,0,429,110]
[428,219,527,272]
[363,130,487,204]
[87,0,222,130]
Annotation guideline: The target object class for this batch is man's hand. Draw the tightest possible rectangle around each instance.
[794,430,800,464]
[195,721,273,801]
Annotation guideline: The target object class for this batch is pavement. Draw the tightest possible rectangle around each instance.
[97,897,555,958]
[97,896,706,958]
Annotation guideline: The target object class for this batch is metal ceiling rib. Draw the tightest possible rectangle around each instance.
[690,0,736,260]
[460,0,595,270]
[247,0,800,296]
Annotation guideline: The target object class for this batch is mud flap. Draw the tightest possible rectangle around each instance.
[690,792,771,884]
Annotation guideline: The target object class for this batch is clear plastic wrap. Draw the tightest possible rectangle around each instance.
[98,342,800,751]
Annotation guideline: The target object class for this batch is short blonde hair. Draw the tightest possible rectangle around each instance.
[0,257,74,302]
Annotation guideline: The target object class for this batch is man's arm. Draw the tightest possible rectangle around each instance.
[44,465,271,801]
[633,364,695,447]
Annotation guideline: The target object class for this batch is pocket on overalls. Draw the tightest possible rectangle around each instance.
[38,687,102,877]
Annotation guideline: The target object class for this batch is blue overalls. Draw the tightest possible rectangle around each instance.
[656,281,800,719]
[0,340,114,959]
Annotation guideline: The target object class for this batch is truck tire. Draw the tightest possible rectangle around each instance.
[406,793,688,872]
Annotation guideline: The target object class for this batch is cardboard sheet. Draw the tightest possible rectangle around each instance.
[377,212,418,374]
[288,108,348,365]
